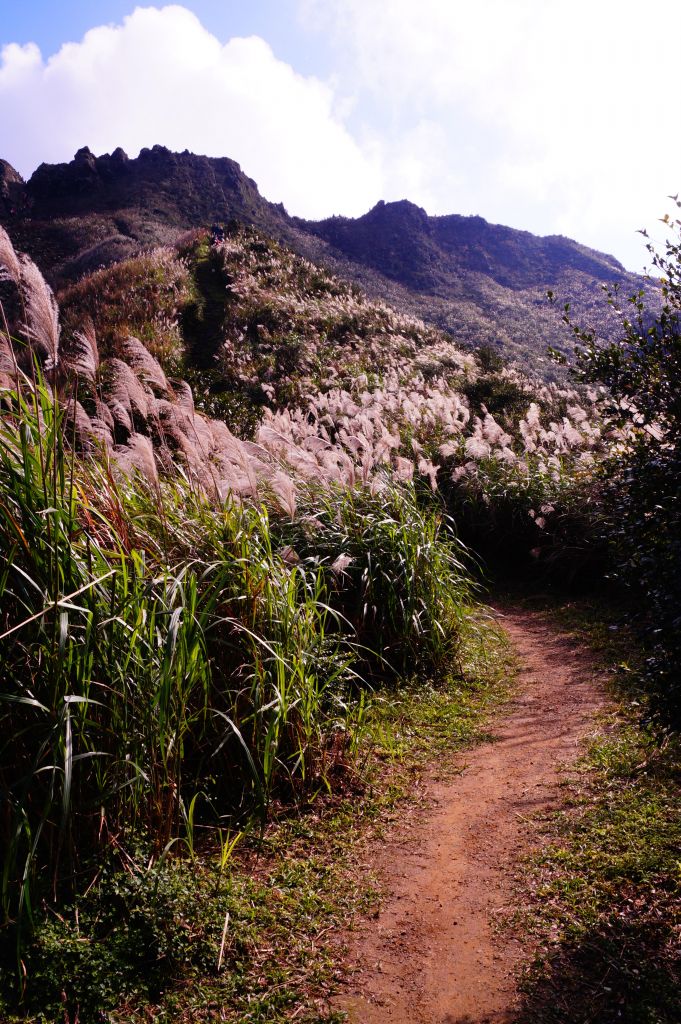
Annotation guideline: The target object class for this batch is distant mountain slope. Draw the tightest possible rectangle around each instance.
[303,199,625,291]
[0,146,651,376]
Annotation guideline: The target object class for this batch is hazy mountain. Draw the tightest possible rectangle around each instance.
[0,146,649,375]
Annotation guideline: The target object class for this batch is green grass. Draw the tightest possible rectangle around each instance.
[0,611,513,1024]
[360,611,512,770]
[0,370,498,1021]
[511,599,681,1024]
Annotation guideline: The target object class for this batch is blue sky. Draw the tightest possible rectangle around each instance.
[1,2,326,75]
[1,1,680,272]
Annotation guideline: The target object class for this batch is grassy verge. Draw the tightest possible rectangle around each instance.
[0,613,513,1024]
[511,597,681,1024]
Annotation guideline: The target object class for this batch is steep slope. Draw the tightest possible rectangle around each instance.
[0,145,651,377]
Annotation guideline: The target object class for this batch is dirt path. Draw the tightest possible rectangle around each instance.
[331,606,609,1024]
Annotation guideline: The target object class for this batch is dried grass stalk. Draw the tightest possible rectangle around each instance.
[19,255,60,365]
[0,225,21,285]
[120,336,169,396]
[60,319,99,382]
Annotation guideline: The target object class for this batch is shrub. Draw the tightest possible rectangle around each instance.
[568,204,681,725]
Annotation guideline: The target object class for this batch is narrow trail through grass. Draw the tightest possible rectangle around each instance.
[330,605,610,1024]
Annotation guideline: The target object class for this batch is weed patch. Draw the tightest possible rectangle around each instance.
[511,601,680,1024]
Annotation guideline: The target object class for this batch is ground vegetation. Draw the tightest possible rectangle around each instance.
[0,209,678,1022]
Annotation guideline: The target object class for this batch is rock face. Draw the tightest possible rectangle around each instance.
[26,145,275,224]
[0,145,648,374]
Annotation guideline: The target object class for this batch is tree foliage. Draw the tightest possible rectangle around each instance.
[568,201,681,726]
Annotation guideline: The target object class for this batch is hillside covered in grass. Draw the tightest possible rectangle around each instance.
[48,222,614,565]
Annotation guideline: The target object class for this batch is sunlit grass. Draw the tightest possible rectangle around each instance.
[0,371,474,1011]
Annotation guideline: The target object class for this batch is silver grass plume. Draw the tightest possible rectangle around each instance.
[113,433,158,486]
[64,398,95,449]
[104,358,151,427]
[173,380,194,414]
[19,255,60,367]
[89,416,114,449]
[0,225,21,286]
[60,319,99,382]
[0,227,22,384]
[269,470,297,519]
[107,398,134,437]
[120,336,169,396]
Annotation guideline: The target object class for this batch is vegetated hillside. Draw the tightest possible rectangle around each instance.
[0,146,652,378]
[1,214,616,583]
[47,221,614,571]
[1,220,480,1021]
[299,199,650,374]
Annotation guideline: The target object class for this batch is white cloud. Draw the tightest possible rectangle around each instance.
[2,2,679,269]
[299,0,681,270]
[0,4,382,219]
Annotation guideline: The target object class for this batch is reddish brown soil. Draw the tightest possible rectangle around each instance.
[330,606,609,1024]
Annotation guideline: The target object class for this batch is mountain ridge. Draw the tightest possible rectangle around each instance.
[302,197,626,291]
[0,146,649,375]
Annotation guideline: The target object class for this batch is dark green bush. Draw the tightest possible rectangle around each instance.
[569,206,681,725]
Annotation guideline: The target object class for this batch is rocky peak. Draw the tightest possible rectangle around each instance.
[305,198,439,290]
[0,160,26,217]
[0,159,24,187]
[74,146,97,169]
[21,146,257,216]
[364,199,431,231]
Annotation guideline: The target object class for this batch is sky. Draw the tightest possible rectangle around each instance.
[1,1,679,272]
